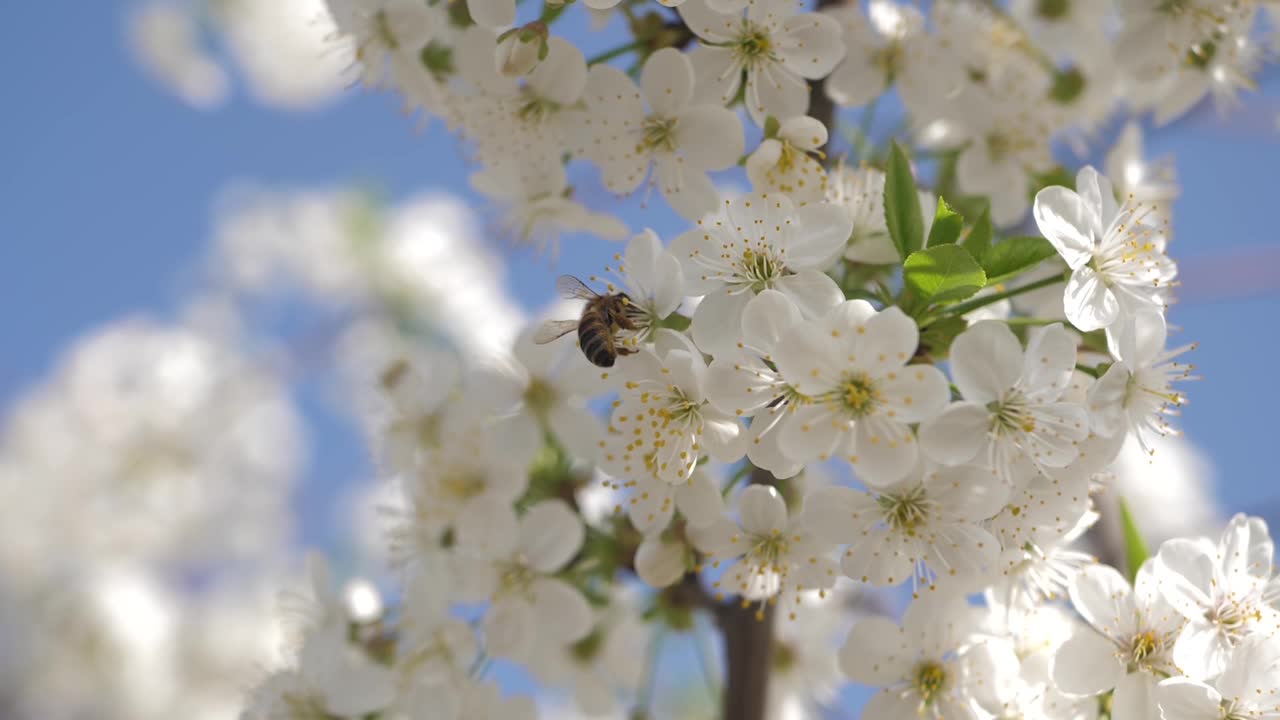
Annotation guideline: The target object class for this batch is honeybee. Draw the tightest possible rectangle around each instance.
[534,275,646,368]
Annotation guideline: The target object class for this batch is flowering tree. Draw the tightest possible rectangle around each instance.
[9,0,1275,719]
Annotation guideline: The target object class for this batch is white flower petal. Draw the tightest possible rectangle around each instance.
[1051,630,1124,697]
[773,323,844,396]
[800,485,870,544]
[1022,323,1076,401]
[700,406,746,463]
[688,44,742,105]
[776,12,844,79]
[849,416,918,487]
[1069,564,1137,641]
[1064,265,1120,332]
[1154,678,1223,720]
[456,496,519,558]
[918,402,989,466]
[676,472,725,527]
[950,320,1022,404]
[1155,538,1215,620]
[635,536,687,588]
[744,60,808,126]
[691,288,753,359]
[778,115,827,151]
[843,529,917,586]
[778,402,846,462]
[519,499,585,573]
[676,104,744,170]
[484,596,536,661]
[1171,622,1231,681]
[468,0,516,28]
[790,201,855,267]
[679,0,738,43]
[1033,186,1096,270]
[1111,671,1160,720]
[527,37,586,105]
[662,163,722,221]
[641,47,694,116]
[839,617,912,684]
[531,577,593,644]
[773,270,844,320]
[741,289,802,354]
[877,364,949,423]
[738,484,787,535]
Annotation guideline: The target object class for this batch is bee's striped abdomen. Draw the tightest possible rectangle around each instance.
[578,318,617,367]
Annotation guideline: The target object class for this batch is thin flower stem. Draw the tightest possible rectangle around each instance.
[587,41,645,65]
[1004,316,1065,326]
[935,271,1068,320]
[1075,363,1101,379]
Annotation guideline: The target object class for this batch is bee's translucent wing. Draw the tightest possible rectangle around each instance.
[533,319,580,345]
[555,274,599,300]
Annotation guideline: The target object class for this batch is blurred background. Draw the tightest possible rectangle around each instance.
[1,1,1278,718]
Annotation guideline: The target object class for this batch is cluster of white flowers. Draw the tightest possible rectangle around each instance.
[0,319,304,719]
[172,0,1277,244]
[90,0,1280,718]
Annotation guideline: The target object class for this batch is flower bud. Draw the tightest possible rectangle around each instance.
[494,22,549,78]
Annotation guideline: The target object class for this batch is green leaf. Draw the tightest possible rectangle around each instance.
[961,204,992,262]
[919,316,968,359]
[902,245,987,306]
[982,236,1059,284]
[762,115,780,139]
[927,197,964,246]
[884,141,924,260]
[1118,497,1150,583]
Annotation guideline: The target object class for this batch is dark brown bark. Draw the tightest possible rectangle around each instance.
[809,0,847,156]
[713,466,779,720]
[716,596,777,720]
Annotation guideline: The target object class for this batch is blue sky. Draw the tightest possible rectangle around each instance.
[1,2,1280,714]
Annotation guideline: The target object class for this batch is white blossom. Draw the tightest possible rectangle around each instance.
[572,48,744,221]
[1033,166,1178,338]
[920,321,1089,481]
[671,191,850,359]
[693,485,838,608]
[679,0,844,126]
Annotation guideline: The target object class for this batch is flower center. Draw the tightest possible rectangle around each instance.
[872,42,904,78]
[496,557,537,597]
[373,9,399,51]
[1129,630,1161,665]
[838,372,880,417]
[524,378,557,416]
[912,661,948,705]
[1205,598,1254,639]
[987,392,1037,435]
[878,486,932,536]
[657,388,700,426]
[639,115,679,153]
[738,247,784,292]
[735,24,773,64]
[440,472,486,501]
[748,530,791,572]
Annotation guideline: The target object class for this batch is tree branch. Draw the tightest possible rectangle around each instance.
[714,465,778,720]
[809,0,846,156]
